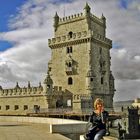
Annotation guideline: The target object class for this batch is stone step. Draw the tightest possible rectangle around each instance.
[109,128,119,137]
[80,135,117,140]
[104,136,118,140]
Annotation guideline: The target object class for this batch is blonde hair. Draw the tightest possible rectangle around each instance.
[94,98,104,109]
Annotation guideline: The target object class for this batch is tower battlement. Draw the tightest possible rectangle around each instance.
[59,13,84,23]
[55,11,104,27]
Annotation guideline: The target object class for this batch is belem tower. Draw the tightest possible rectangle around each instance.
[0,3,115,115]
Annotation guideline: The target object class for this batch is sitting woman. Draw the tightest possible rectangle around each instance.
[85,98,109,140]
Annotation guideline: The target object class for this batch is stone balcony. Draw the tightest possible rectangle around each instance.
[48,31,112,49]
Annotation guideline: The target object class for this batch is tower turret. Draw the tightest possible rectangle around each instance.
[53,12,59,32]
[0,85,2,94]
[15,82,20,88]
[124,107,140,139]
[28,81,31,88]
[43,70,53,94]
[101,13,106,36]
[84,2,91,16]
[86,50,95,96]
[109,71,115,93]
[84,3,91,30]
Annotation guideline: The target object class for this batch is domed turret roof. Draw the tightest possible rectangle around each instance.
[84,2,91,11]
[15,82,20,89]
[44,71,53,84]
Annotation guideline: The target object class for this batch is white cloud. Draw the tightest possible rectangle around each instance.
[0,0,140,101]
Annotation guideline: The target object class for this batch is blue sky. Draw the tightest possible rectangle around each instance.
[0,0,27,51]
[0,0,140,101]
[119,0,131,9]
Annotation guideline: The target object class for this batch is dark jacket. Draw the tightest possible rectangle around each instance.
[89,111,109,130]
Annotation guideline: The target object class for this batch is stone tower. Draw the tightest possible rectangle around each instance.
[48,3,115,111]
[124,107,140,139]
[128,107,139,135]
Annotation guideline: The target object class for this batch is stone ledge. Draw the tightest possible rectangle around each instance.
[80,135,118,140]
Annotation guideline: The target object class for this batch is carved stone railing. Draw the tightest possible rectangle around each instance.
[48,30,112,47]
[92,32,112,45]
[48,30,90,46]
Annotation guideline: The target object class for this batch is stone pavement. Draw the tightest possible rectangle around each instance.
[0,121,70,140]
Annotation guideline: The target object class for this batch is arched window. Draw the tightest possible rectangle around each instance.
[66,46,73,54]
[100,48,102,54]
[101,77,104,84]
[68,62,72,67]
[69,31,73,38]
[68,77,73,85]
[70,46,72,53]
[90,78,93,82]
[67,47,69,53]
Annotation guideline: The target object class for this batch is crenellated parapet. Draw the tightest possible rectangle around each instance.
[54,12,105,29]
[59,13,84,24]
[90,13,105,25]
[0,82,43,97]
[48,30,112,48]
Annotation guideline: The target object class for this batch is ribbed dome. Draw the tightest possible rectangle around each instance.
[15,82,20,89]
[44,72,53,85]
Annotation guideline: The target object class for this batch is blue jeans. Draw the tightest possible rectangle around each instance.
[94,129,106,140]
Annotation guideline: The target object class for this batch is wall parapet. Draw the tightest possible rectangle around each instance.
[90,13,104,25]
[0,86,43,97]
[59,13,84,24]
[56,12,104,26]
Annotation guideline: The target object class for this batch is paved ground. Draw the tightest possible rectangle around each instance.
[0,122,69,140]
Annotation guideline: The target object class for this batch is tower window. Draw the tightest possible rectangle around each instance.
[68,77,73,85]
[69,31,73,38]
[100,62,102,68]
[15,105,19,110]
[49,67,51,71]
[90,78,93,82]
[101,77,104,84]
[100,48,102,54]
[67,47,69,53]
[66,46,73,54]
[68,62,72,67]
[70,46,72,53]
[6,105,10,110]
[24,105,28,110]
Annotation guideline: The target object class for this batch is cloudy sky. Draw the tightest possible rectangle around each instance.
[0,0,140,101]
